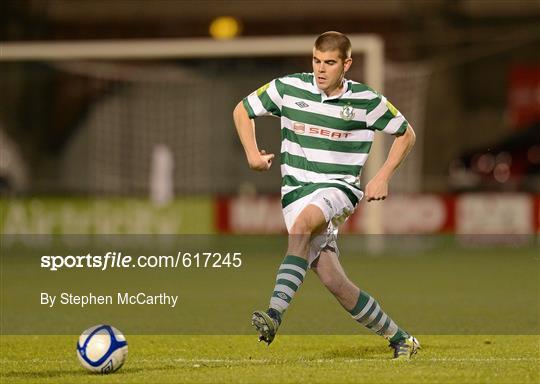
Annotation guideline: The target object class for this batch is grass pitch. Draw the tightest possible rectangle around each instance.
[1,236,539,382]
[1,335,539,383]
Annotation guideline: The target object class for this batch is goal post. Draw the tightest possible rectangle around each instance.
[1,35,386,235]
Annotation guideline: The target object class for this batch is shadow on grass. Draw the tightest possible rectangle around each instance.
[321,345,387,359]
[1,370,91,380]
[321,339,483,360]
[1,365,181,380]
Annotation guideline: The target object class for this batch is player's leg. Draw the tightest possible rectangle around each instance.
[252,204,327,345]
[311,247,420,359]
[310,245,359,310]
[267,204,327,316]
[285,204,328,257]
[311,249,409,339]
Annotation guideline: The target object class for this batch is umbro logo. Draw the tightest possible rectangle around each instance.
[277,292,288,300]
[295,101,309,108]
[323,197,333,209]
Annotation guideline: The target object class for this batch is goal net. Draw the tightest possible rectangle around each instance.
[1,36,428,224]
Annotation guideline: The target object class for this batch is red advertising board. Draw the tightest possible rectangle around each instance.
[216,193,539,235]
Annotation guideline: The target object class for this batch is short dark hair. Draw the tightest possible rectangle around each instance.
[314,31,352,61]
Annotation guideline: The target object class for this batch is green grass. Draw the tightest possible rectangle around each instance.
[2,237,539,382]
[1,335,539,383]
[2,240,539,335]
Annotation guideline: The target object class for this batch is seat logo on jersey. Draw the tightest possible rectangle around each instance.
[295,101,309,108]
[293,123,305,134]
[308,127,352,139]
[340,104,355,121]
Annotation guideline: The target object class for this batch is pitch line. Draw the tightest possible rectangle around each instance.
[171,357,540,364]
[3,357,539,364]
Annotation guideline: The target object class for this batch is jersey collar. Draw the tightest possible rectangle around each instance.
[312,74,352,101]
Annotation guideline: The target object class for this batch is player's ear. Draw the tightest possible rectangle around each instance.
[343,57,352,72]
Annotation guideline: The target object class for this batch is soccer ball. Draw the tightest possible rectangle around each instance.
[76,324,128,374]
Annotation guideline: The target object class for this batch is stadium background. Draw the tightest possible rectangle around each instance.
[1,0,539,236]
[1,2,539,383]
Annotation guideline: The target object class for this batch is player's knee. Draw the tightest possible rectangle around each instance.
[289,217,314,235]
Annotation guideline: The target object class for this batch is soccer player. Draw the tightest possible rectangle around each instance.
[233,31,419,359]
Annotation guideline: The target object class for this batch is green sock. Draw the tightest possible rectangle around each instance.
[269,255,308,314]
[349,290,409,341]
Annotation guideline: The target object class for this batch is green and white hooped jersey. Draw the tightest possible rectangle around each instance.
[242,73,408,209]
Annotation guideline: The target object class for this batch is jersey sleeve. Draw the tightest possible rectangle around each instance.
[365,94,408,135]
[242,78,284,119]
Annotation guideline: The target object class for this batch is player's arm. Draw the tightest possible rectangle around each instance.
[365,124,416,201]
[233,101,274,171]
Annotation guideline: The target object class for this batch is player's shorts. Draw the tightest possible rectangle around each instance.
[282,186,363,267]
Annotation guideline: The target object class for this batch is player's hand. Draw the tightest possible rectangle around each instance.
[248,150,274,171]
[365,176,389,202]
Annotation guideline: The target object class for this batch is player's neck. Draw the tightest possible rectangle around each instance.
[324,80,346,97]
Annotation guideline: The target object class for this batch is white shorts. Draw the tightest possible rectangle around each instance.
[282,187,362,266]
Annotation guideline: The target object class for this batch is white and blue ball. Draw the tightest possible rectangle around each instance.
[76,324,128,374]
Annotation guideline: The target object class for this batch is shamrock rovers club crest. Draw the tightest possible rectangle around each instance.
[340,104,355,121]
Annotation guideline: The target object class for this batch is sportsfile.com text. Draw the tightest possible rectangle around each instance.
[40,251,243,271]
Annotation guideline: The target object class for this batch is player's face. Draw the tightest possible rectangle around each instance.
[312,48,352,96]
